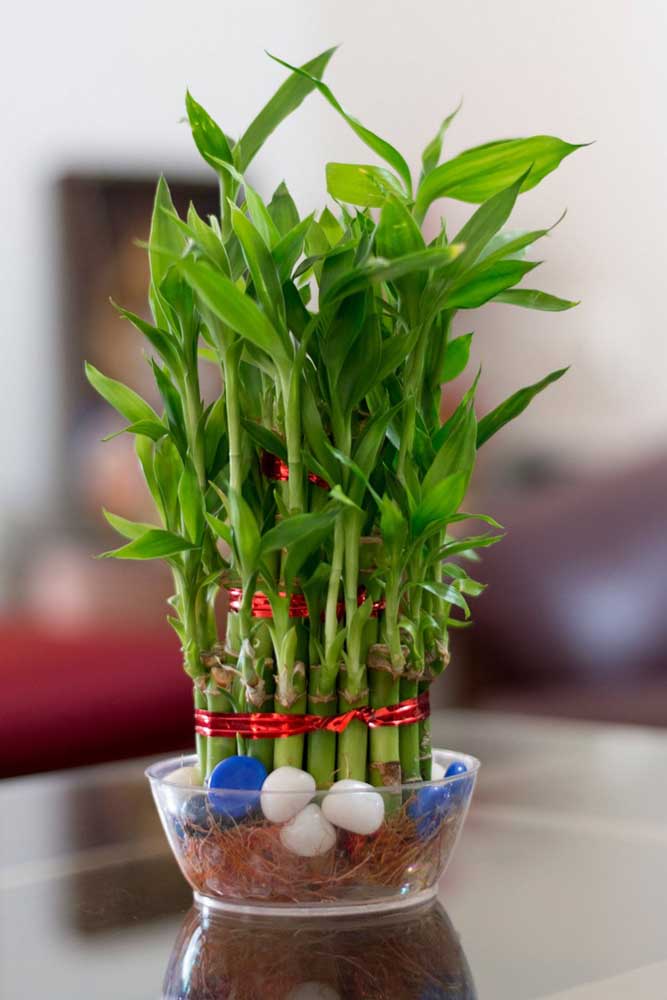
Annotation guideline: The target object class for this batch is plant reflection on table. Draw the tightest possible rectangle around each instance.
[163,900,476,999]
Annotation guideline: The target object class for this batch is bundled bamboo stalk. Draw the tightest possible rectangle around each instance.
[88,48,582,786]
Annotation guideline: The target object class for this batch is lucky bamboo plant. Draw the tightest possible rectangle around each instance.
[87,48,582,790]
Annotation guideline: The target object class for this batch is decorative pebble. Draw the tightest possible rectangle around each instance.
[180,793,211,835]
[408,760,471,838]
[165,764,202,787]
[207,755,267,821]
[445,760,468,778]
[261,766,316,823]
[285,984,341,1000]
[321,779,385,835]
[445,760,472,807]
[163,765,203,820]
[407,785,450,839]
[280,803,337,857]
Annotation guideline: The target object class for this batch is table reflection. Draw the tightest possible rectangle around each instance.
[163,900,476,999]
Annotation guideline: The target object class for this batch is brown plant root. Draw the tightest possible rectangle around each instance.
[179,798,462,906]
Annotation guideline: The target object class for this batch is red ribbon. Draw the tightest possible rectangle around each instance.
[195,691,429,740]
[261,451,329,490]
[227,587,386,619]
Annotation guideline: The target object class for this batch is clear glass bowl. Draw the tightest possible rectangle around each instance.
[146,748,479,916]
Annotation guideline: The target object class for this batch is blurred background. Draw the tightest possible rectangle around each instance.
[2,0,666,776]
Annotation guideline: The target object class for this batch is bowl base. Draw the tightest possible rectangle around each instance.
[194,885,439,919]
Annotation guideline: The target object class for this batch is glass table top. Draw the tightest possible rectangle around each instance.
[2,709,667,999]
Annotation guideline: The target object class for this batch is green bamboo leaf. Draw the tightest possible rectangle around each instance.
[176,256,290,365]
[376,326,422,383]
[186,203,231,274]
[320,246,463,305]
[493,288,579,311]
[99,528,196,560]
[185,90,234,170]
[153,436,183,531]
[441,333,473,383]
[237,47,337,171]
[416,135,586,216]
[112,301,183,374]
[421,100,462,177]
[320,291,366,385]
[319,207,344,246]
[229,489,261,576]
[103,509,159,540]
[416,580,470,617]
[101,418,167,443]
[135,437,165,525]
[151,360,187,455]
[148,177,185,329]
[379,496,409,560]
[241,420,287,462]
[273,214,314,283]
[454,574,486,597]
[261,509,337,556]
[451,169,530,272]
[231,204,286,329]
[268,52,413,195]
[268,181,300,235]
[435,532,504,560]
[477,367,568,447]
[178,460,205,543]
[477,225,551,265]
[325,163,405,207]
[446,259,540,309]
[423,403,476,496]
[376,196,426,321]
[349,401,403,504]
[338,313,382,414]
[449,511,504,529]
[302,385,337,484]
[205,512,232,546]
[411,472,466,537]
[376,197,425,258]
[85,363,160,426]
[204,395,228,476]
[212,159,281,248]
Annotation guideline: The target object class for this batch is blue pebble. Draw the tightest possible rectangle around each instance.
[409,762,472,839]
[445,760,473,805]
[445,761,467,778]
[180,793,211,835]
[207,755,267,821]
[408,785,451,839]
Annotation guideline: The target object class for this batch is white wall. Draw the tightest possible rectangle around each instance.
[2,0,666,531]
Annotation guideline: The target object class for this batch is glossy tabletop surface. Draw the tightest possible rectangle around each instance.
[2,710,667,999]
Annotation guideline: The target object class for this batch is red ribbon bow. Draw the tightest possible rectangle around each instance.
[195,691,429,740]
[261,451,329,490]
[227,587,386,620]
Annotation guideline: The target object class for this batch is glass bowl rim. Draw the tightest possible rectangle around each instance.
[145,748,480,794]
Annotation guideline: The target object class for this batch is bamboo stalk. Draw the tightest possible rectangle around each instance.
[205,678,237,777]
[306,665,337,788]
[245,621,275,772]
[273,621,308,769]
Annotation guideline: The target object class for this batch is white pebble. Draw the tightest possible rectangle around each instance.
[321,779,385,835]
[165,765,202,787]
[285,984,341,1000]
[431,761,446,781]
[261,766,316,823]
[280,804,336,857]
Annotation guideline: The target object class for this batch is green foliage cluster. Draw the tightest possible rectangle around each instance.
[87,48,582,787]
